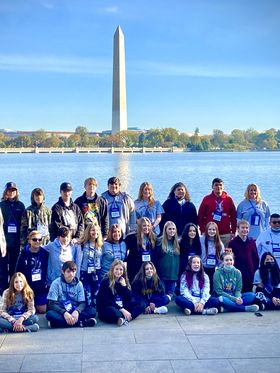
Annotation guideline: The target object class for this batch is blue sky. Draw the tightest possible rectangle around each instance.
[0,0,279,134]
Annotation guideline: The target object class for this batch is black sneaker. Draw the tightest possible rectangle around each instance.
[83,318,97,327]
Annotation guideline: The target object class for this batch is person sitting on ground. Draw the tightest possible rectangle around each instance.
[15,230,48,313]
[96,259,144,326]
[0,272,39,333]
[253,252,280,310]
[46,260,97,328]
[132,261,170,315]
[175,255,219,316]
[213,252,259,313]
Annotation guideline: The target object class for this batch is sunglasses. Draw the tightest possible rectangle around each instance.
[31,238,42,242]
[271,221,280,225]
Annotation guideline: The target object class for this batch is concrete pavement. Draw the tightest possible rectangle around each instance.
[0,303,279,373]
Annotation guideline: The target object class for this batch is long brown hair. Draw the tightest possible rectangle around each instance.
[204,221,223,259]
[108,259,131,293]
[6,272,34,308]
[132,261,160,292]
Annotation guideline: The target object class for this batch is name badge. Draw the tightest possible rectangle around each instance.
[191,290,201,297]
[31,269,42,282]
[8,223,17,233]
[251,213,260,226]
[87,264,96,274]
[63,300,73,312]
[272,247,280,258]
[142,251,151,262]
[213,210,222,222]
[110,207,120,218]
[206,255,216,266]
[115,295,123,308]
[37,222,49,236]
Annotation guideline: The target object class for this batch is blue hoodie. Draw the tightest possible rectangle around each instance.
[43,239,82,286]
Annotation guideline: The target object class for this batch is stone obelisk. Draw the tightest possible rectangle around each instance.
[112,26,127,134]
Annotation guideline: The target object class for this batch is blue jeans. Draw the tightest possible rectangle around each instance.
[80,270,101,307]
[162,280,176,296]
[221,292,256,312]
[46,306,96,328]
[175,296,220,312]
[0,314,39,331]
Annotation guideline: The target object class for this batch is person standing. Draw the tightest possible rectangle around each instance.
[20,188,52,247]
[198,177,236,246]
[0,182,25,292]
[228,220,259,292]
[256,213,280,267]
[75,177,109,238]
[134,182,164,236]
[237,183,270,240]
[160,182,197,237]
[50,182,84,242]
[102,177,136,237]
[0,208,7,295]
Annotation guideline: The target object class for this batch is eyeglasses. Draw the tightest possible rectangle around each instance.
[31,238,42,242]
[271,221,280,225]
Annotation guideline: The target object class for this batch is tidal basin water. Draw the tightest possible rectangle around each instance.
[0,151,279,212]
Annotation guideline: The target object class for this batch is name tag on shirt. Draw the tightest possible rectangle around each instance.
[31,269,42,282]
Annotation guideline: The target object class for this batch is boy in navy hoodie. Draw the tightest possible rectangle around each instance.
[46,261,96,328]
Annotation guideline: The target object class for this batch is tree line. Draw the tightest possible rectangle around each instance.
[0,126,279,151]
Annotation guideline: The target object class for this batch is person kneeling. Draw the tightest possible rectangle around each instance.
[46,261,97,328]
[96,259,144,326]
[175,255,219,316]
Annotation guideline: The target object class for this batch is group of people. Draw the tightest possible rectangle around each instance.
[0,176,279,332]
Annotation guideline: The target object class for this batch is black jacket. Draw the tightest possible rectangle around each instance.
[50,197,84,241]
[74,192,109,237]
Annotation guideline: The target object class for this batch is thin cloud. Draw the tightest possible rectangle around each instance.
[130,60,280,79]
[0,54,111,74]
[0,54,279,79]
[102,6,119,13]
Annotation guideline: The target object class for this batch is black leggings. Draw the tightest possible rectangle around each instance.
[98,301,144,324]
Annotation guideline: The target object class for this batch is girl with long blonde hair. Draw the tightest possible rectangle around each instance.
[125,217,157,282]
[96,260,144,326]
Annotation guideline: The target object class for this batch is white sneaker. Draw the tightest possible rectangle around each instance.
[204,307,218,315]
[154,306,168,314]
[117,317,125,326]
[184,308,191,316]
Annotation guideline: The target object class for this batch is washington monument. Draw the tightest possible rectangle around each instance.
[112,26,127,134]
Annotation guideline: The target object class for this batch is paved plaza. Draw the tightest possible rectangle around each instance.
[0,303,279,373]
